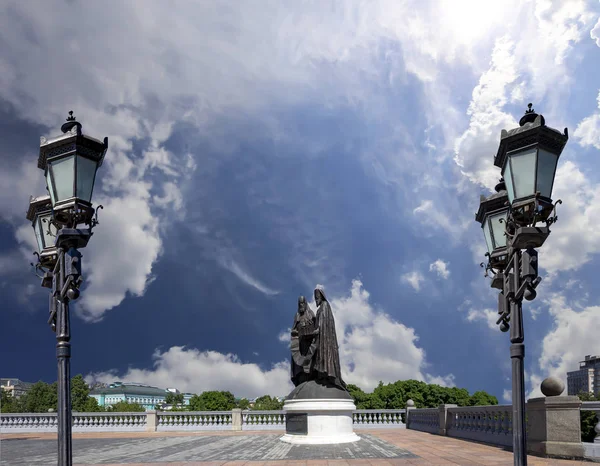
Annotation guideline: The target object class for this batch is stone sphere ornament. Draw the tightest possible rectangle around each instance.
[406,399,415,407]
[540,376,565,397]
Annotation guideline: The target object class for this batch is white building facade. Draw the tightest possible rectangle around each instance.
[90,382,192,411]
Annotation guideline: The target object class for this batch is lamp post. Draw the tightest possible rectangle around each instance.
[27,111,107,466]
[475,104,568,466]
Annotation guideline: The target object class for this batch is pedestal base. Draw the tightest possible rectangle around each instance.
[280,398,360,445]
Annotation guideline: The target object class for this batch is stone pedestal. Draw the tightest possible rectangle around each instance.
[527,396,584,459]
[279,380,360,445]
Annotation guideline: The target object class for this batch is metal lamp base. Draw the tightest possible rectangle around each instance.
[512,227,549,249]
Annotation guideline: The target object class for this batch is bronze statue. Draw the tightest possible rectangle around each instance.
[312,287,346,390]
[290,296,317,386]
[289,288,347,391]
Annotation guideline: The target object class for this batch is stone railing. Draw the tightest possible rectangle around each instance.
[0,407,407,434]
[0,412,148,433]
[353,409,406,428]
[242,410,285,430]
[0,413,58,433]
[406,407,439,434]
[446,405,512,448]
[157,411,232,431]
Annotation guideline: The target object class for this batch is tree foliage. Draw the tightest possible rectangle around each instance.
[347,380,497,410]
[165,392,184,406]
[468,390,499,406]
[105,400,146,412]
[1,389,18,413]
[252,395,283,410]
[1,375,104,413]
[18,381,58,413]
[236,398,250,410]
[188,391,235,411]
[577,391,598,443]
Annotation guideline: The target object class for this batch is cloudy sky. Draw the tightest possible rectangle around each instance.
[1,0,600,403]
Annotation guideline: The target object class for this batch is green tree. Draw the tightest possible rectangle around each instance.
[468,390,499,406]
[252,395,284,410]
[83,397,102,412]
[236,398,250,410]
[71,375,93,412]
[19,381,58,413]
[106,400,146,412]
[444,387,471,407]
[577,391,598,442]
[188,391,235,411]
[1,389,17,413]
[165,392,184,406]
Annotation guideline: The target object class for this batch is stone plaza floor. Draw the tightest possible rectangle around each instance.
[0,429,591,465]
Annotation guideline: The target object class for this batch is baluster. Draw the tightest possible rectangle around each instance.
[501,411,509,436]
[594,411,600,443]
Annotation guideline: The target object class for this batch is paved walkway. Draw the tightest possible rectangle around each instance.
[0,429,590,465]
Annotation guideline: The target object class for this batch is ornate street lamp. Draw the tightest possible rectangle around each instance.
[494,103,568,227]
[28,111,107,466]
[26,195,58,269]
[38,111,108,227]
[476,104,566,466]
[476,180,509,272]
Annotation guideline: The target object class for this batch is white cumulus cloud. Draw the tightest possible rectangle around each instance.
[429,259,450,279]
[574,90,600,150]
[401,271,425,292]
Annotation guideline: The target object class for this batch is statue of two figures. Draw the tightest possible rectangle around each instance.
[290,288,347,391]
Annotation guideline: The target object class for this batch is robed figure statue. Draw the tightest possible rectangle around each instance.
[312,287,347,390]
[290,296,317,386]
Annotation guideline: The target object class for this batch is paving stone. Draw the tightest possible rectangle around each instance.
[0,434,416,465]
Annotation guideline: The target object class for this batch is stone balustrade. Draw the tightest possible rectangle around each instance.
[0,413,58,433]
[446,405,512,448]
[406,407,439,434]
[73,412,147,432]
[0,408,407,434]
[353,409,406,428]
[0,412,148,433]
[242,410,285,430]
[157,411,233,431]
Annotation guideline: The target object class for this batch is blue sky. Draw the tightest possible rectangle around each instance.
[1,0,600,402]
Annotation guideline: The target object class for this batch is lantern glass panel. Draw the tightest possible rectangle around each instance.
[40,213,55,250]
[46,171,56,205]
[536,148,559,199]
[49,155,75,204]
[509,147,537,200]
[76,155,98,203]
[33,218,44,253]
[483,222,494,254]
[490,210,508,249]
[503,161,515,204]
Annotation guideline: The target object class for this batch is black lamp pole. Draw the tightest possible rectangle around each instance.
[476,104,568,466]
[28,112,107,466]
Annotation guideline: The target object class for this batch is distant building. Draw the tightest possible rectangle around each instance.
[0,378,33,398]
[89,382,192,411]
[567,355,600,396]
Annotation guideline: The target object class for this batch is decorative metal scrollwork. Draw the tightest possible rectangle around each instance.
[90,204,103,229]
[545,199,562,227]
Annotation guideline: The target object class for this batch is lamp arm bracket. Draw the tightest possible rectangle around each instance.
[30,253,46,279]
[58,275,74,302]
[90,204,104,229]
